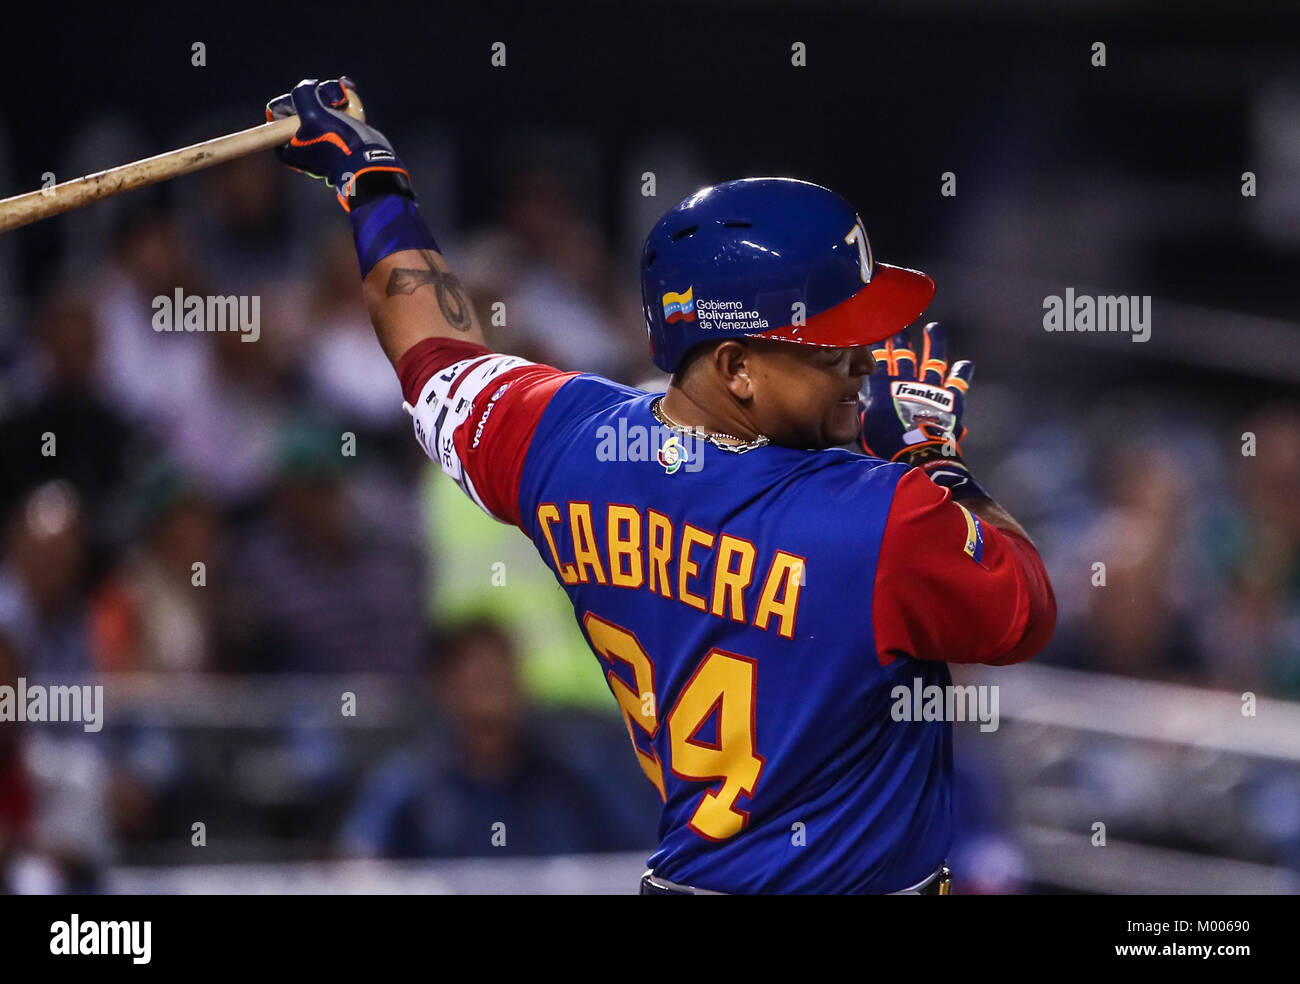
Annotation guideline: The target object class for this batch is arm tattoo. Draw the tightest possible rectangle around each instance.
[384,249,475,332]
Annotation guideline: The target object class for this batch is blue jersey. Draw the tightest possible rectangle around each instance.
[400,338,1053,893]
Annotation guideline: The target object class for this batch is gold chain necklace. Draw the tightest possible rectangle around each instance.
[651,397,771,454]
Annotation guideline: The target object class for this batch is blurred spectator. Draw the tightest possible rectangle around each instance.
[89,204,209,433]
[223,423,426,673]
[339,619,651,858]
[0,631,34,892]
[0,481,93,676]
[0,288,147,558]
[458,158,643,380]
[424,469,613,709]
[185,152,298,290]
[302,229,405,430]
[166,310,297,509]
[1077,450,1202,680]
[89,464,220,673]
[0,628,109,894]
[1202,405,1300,697]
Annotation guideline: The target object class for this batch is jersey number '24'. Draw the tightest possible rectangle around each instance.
[583,611,766,841]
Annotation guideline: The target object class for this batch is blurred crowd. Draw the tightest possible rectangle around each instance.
[0,108,1296,894]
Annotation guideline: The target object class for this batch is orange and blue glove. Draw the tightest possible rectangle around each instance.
[267,77,438,276]
[266,77,412,208]
[858,321,988,500]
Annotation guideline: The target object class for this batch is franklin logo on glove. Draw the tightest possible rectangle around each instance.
[892,381,955,413]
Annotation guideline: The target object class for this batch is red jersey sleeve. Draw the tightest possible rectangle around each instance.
[872,468,1056,666]
[395,337,580,528]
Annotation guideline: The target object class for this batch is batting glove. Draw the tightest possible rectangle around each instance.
[266,77,414,211]
[859,321,988,500]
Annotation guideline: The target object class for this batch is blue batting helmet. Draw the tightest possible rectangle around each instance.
[640,177,935,373]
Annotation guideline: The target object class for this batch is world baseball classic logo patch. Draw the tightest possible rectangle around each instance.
[662,287,696,324]
[657,434,690,474]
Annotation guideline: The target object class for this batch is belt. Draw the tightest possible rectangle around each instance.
[890,863,953,895]
[639,863,952,895]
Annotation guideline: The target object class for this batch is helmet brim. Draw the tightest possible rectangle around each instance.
[747,264,936,350]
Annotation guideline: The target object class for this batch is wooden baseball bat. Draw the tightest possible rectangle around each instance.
[0,90,366,234]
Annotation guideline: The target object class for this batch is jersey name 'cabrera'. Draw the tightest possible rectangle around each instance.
[397,336,1055,894]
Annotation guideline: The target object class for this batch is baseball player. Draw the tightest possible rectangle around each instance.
[267,78,1057,895]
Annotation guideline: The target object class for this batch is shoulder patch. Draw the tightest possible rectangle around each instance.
[953,501,985,565]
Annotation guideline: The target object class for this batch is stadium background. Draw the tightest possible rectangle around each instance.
[0,0,1298,892]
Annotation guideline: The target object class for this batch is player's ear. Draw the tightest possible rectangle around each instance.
[715,340,754,397]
